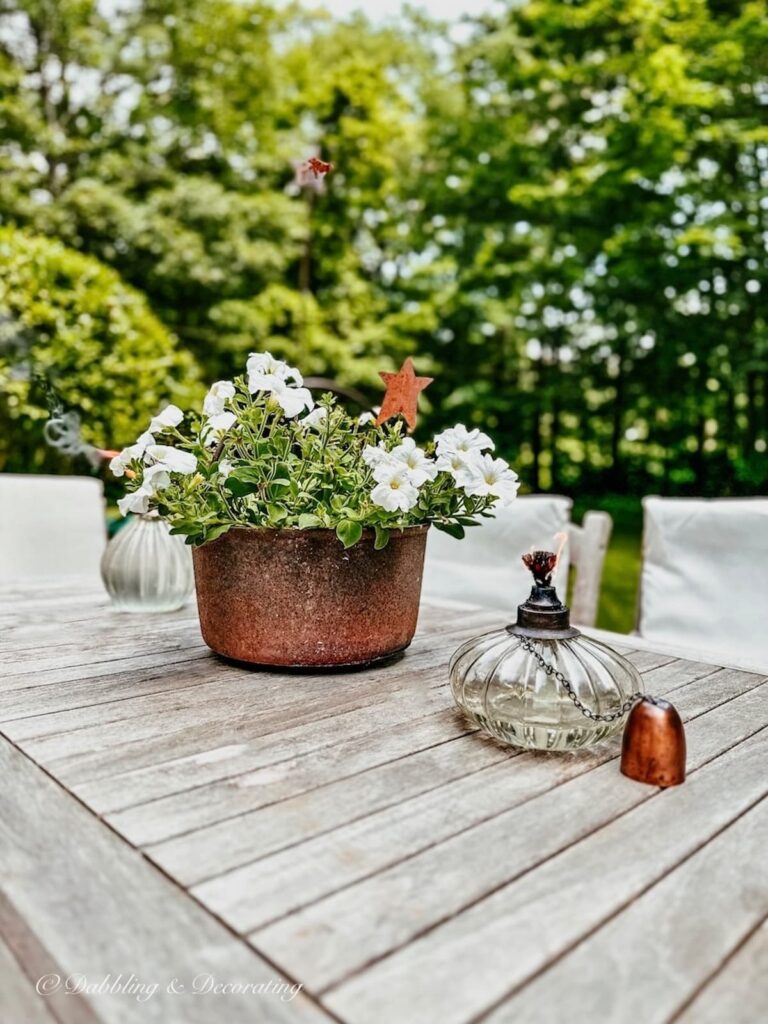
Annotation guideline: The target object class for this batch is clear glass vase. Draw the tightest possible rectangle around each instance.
[101,514,194,612]
[450,629,643,751]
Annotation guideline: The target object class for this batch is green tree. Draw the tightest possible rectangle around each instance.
[0,227,200,471]
[0,1,432,386]
[1,0,766,496]
[408,0,768,494]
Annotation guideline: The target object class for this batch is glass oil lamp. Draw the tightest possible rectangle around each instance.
[450,549,645,752]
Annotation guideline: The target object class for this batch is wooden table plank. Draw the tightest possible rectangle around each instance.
[194,662,755,936]
[104,710,477,842]
[0,934,59,1024]
[0,652,219,720]
[673,917,768,1024]
[144,731,515,884]
[104,653,719,847]
[481,797,768,1024]
[322,727,767,1023]
[252,678,768,995]
[0,737,333,1024]
[3,582,766,1024]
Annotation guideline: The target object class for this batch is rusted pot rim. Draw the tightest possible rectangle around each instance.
[203,523,431,541]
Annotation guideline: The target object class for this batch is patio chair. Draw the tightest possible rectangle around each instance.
[421,495,612,627]
[637,496,768,669]
[0,473,107,586]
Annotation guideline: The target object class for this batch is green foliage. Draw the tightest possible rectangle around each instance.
[118,373,510,546]
[407,0,768,496]
[0,0,765,495]
[0,228,201,471]
[0,0,425,386]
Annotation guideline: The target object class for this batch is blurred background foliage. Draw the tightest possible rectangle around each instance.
[0,226,200,469]
[0,0,766,625]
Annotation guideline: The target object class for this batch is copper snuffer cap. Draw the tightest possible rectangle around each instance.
[621,697,686,787]
[507,549,579,639]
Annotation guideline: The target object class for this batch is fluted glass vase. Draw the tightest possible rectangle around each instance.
[101,514,194,612]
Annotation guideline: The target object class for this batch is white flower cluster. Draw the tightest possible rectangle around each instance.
[202,379,236,442]
[199,353,315,445]
[110,404,197,516]
[435,425,520,504]
[113,352,317,517]
[363,437,438,512]
[199,350,314,443]
[112,354,519,525]
[246,352,314,418]
[363,423,519,514]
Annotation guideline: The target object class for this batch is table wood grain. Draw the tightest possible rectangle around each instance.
[1,580,766,1024]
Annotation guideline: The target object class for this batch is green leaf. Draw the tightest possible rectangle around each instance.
[230,466,263,484]
[168,520,199,536]
[298,513,323,528]
[226,477,259,498]
[336,519,363,549]
[374,524,390,550]
[203,523,233,543]
[266,481,290,499]
[434,521,465,540]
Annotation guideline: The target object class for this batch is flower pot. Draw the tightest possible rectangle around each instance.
[191,525,429,668]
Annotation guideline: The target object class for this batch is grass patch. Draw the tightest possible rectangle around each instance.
[572,495,643,635]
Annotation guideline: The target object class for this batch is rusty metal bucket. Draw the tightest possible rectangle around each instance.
[192,525,429,668]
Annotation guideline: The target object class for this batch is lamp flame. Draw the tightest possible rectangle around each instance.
[522,532,569,586]
[553,531,568,568]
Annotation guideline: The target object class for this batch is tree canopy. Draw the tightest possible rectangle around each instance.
[0,226,199,470]
[0,0,765,493]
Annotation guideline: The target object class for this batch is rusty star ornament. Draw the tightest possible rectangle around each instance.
[375,357,433,433]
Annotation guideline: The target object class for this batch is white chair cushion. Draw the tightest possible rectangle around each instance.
[639,496,768,669]
[0,474,106,585]
[422,495,572,615]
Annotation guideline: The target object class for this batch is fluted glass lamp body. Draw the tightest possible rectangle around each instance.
[450,548,643,752]
[450,629,642,751]
[101,514,194,612]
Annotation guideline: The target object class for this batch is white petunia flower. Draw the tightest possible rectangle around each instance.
[370,463,420,513]
[203,380,236,417]
[149,404,184,433]
[109,431,155,477]
[141,462,172,494]
[454,453,520,506]
[300,406,328,430]
[246,351,303,390]
[218,459,234,480]
[254,375,314,418]
[388,437,438,487]
[110,446,139,478]
[145,445,197,475]
[434,424,494,458]
[362,443,389,468]
[117,488,152,516]
[358,411,376,425]
[371,454,402,483]
[435,450,472,478]
[202,411,237,443]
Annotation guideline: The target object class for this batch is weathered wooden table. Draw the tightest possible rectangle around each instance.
[2,580,766,1024]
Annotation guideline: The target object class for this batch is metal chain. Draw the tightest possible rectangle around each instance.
[519,637,649,723]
